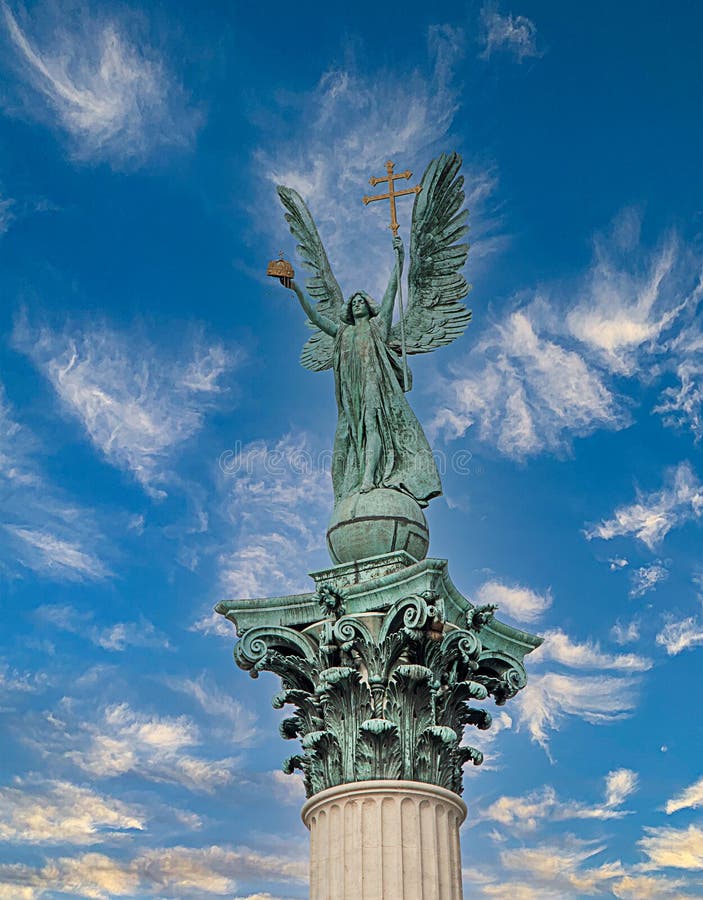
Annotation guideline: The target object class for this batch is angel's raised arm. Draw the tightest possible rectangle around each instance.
[379,236,405,338]
[287,280,338,337]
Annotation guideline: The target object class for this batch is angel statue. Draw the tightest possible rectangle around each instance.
[274,152,471,512]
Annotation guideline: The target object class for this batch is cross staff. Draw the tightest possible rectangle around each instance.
[362,160,421,391]
[362,160,422,235]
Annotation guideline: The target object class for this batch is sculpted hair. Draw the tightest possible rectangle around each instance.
[341,291,380,325]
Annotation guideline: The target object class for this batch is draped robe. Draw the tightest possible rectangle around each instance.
[330,317,442,507]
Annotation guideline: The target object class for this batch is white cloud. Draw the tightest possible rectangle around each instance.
[191,610,235,639]
[474,580,552,623]
[610,619,640,645]
[0,384,110,581]
[655,298,703,442]
[164,674,259,745]
[498,840,624,897]
[516,672,640,754]
[257,25,504,299]
[656,615,703,655]
[0,192,14,233]
[1,1,200,167]
[566,220,694,376]
[482,768,637,831]
[612,873,692,899]
[610,557,629,570]
[0,844,307,899]
[656,359,703,443]
[515,626,649,753]
[585,462,703,550]
[5,527,110,580]
[605,768,639,807]
[14,318,236,498]
[479,3,541,62]
[214,432,332,602]
[270,769,306,806]
[666,776,703,815]
[0,662,49,694]
[65,702,238,793]
[435,214,703,461]
[0,779,143,845]
[218,531,316,601]
[531,629,651,672]
[432,307,623,458]
[467,837,697,900]
[639,824,703,871]
[35,603,167,652]
[629,562,669,598]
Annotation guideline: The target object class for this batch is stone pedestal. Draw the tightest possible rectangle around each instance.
[302,780,466,900]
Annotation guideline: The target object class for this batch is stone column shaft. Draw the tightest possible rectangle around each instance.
[302,780,466,900]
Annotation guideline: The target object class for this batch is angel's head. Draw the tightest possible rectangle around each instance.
[342,291,379,325]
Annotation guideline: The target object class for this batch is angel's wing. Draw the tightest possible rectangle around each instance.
[391,152,471,355]
[277,186,344,372]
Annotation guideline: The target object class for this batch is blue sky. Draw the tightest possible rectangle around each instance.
[0,0,702,897]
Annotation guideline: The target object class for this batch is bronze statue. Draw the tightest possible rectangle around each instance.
[274,152,472,511]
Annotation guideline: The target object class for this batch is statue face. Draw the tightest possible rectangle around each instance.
[351,294,370,321]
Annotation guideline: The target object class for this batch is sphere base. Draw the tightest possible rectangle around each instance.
[326,488,429,565]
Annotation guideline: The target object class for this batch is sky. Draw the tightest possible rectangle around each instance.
[0,0,701,897]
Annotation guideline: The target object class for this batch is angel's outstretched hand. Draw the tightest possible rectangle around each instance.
[279,276,293,289]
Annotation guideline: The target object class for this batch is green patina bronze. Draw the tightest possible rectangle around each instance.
[277,152,471,561]
[216,553,541,798]
[217,152,542,799]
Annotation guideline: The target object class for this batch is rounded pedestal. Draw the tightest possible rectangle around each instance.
[326,489,429,565]
[301,780,467,900]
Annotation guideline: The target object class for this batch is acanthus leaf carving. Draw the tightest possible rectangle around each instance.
[231,593,531,799]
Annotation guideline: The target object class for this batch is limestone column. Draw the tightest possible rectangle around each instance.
[302,780,466,900]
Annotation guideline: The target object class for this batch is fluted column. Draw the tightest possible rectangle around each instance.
[302,780,467,900]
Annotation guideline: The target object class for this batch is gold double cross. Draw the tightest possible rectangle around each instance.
[362,160,421,235]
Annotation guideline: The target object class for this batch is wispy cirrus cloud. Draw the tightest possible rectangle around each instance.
[585,462,703,550]
[257,24,504,298]
[0,191,14,233]
[35,604,168,652]
[4,525,110,580]
[63,702,240,793]
[13,317,237,498]
[481,768,638,831]
[1,1,200,167]
[517,671,641,755]
[516,628,650,754]
[655,300,703,442]
[666,776,703,815]
[0,384,110,582]
[164,674,259,745]
[638,824,703,871]
[0,779,143,845]
[434,213,702,461]
[216,432,331,595]
[432,307,623,458]
[565,215,696,376]
[474,579,552,624]
[656,614,703,655]
[0,843,307,899]
[629,562,669,598]
[610,619,640,645]
[478,3,542,62]
[532,629,651,672]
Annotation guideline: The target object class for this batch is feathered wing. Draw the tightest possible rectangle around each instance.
[391,152,471,355]
[277,186,344,372]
